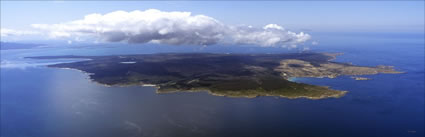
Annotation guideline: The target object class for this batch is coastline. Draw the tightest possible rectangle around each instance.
[36,52,402,100]
[51,66,346,99]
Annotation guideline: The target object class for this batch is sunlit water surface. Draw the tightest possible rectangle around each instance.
[1,32,424,137]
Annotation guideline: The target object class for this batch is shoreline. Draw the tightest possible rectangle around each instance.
[52,66,347,100]
[50,66,346,100]
[35,52,402,100]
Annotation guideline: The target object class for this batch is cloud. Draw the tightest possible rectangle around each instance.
[31,9,311,47]
[263,24,284,30]
[1,28,40,37]
[228,25,310,47]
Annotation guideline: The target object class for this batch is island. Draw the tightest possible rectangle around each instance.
[27,52,401,99]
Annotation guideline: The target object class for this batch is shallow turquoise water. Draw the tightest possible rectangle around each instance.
[1,32,424,137]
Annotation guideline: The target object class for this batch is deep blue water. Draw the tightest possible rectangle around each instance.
[1,32,424,137]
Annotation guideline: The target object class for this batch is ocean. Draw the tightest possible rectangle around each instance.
[1,32,424,137]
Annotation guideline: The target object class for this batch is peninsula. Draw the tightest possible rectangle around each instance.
[27,52,401,99]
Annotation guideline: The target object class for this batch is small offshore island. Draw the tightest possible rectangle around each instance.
[28,52,401,99]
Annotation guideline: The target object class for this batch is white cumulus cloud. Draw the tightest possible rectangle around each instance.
[263,24,284,30]
[31,9,311,47]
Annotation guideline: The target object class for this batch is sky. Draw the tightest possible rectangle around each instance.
[1,1,424,45]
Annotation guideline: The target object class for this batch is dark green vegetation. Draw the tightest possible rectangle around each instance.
[28,53,400,99]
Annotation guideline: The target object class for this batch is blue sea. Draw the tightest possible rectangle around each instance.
[1,32,424,137]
